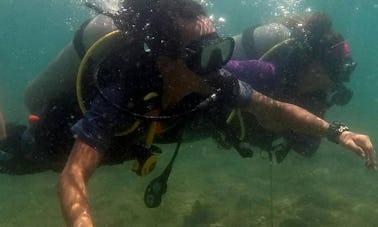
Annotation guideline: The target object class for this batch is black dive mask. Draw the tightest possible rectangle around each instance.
[180,33,235,75]
[326,41,357,82]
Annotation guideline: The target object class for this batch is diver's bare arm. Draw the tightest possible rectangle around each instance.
[247,91,329,136]
[0,111,6,140]
[246,91,376,169]
[58,139,102,227]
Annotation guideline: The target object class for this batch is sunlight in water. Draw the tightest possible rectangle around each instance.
[241,0,305,16]
[200,0,215,7]
[80,0,122,13]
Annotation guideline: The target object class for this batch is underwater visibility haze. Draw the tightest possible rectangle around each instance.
[1,0,378,226]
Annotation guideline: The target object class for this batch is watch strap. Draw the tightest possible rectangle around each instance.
[326,122,350,144]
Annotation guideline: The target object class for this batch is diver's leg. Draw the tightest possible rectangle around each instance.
[0,111,6,140]
[0,123,53,175]
[0,123,27,174]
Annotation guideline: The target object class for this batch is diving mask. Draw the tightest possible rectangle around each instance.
[326,41,357,82]
[182,33,235,74]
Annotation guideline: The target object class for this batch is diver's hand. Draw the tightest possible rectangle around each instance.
[338,131,376,170]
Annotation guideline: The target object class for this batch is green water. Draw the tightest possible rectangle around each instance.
[1,0,378,226]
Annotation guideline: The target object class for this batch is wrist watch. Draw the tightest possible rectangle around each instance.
[326,122,350,144]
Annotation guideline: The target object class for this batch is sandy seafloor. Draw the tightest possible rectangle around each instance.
[1,0,378,226]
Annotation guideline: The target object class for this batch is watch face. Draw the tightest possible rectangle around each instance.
[326,122,349,144]
[337,125,349,133]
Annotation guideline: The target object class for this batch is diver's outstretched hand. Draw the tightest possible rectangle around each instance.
[339,131,376,170]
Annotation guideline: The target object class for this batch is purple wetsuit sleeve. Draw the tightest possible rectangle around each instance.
[225,60,277,90]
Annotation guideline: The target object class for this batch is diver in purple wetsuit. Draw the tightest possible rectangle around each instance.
[222,12,357,161]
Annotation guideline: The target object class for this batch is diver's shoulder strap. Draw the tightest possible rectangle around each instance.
[73,18,92,59]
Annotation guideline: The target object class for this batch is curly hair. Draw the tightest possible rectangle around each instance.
[275,12,348,82]
[118,0,207,55]
[279,12,343,59]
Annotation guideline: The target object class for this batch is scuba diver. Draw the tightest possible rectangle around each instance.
[0,1,375,226]
[225,12,357,161]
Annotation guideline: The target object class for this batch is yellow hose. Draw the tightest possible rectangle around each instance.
[76,30,122,113]
[76,30,140,136]
[259,38,296,60]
